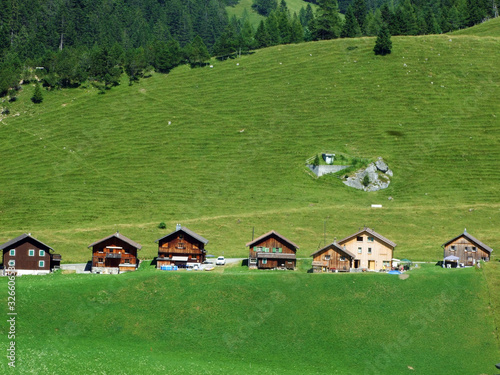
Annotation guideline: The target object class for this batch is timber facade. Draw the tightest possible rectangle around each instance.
[247,230,298,270]
[337,227,396,271]
[0,233,61,275]
[156,225,208,269]
[311,242,355,273]
[89,232,141,274]
[442,230,492,266]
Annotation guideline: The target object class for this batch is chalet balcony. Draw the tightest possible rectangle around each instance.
[51,254,62,261]
[106,253,122,259]
[256,252,296,260]
[312,261,328,267]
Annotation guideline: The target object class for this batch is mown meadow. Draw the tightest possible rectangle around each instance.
[0,21,499,265]
[0,262,498,374]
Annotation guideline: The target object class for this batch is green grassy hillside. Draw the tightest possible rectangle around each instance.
[451,16,500,36]
[1,33,499,263]
[226,0,317,28]
[0,263,498,374]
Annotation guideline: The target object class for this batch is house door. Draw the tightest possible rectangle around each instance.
[368,260,375,270]
[354,260,360,269]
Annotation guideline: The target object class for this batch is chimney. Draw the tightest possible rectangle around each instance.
[176,223,181,231]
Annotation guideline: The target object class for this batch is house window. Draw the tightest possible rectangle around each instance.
[176,242,185,249]
[124,259,130,264]
[358,247,362,254]
[368,248,372,254]
[98,258,104,263]
[340,256,346,261]
[472,247,477,252]
[9,249,15,256]
[368,237,374,242]
[28,249,35,256]
[383,261,391,268]
[262,259,267,264]
[272,248,277,253]
[357,236,363,242]
[464,247,469,252]
[450,246,456,251]
[324,255,331,261]
[254,247,261,252]
[39,250,45,257]
[8,260,15,267]
[39,260,45,268]
[249,258,257,264]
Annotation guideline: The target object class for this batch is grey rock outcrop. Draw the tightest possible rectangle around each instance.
[343,157,393,192]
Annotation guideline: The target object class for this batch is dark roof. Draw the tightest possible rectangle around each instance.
[442,230,493,254]
[246,230,299,250]
[337,227,397,248]
[155,226,209,245]
[88,232,142,250]
[310,242,356,258]
[0,233,54,251]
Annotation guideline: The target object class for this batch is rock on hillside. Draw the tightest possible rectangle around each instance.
[343,157,393,192]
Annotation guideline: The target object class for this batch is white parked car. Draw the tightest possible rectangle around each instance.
[216,256,226,265]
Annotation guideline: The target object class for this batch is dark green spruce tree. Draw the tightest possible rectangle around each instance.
[311,0,342,40]
[373,23,392,56]
[341,5,362,37]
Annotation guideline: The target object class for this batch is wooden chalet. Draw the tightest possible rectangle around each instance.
[310,242,355,273]
[442,229,493,267]
[155,224,208,269]
[337,227,396,271]
[89,232,141,274]
[0,233,61,275]
[246,230,299,270]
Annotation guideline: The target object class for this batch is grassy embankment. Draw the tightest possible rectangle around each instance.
[0,262,498,374]
[0,24,499,264]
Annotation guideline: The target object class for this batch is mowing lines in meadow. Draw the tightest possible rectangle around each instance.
[364,276,460,374]
[6,267,17,368]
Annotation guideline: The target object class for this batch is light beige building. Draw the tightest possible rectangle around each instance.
[337,227,396,271]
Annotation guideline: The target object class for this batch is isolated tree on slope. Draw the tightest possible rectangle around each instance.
[373,23,392,56]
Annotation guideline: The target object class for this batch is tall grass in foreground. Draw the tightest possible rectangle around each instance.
[0,263,497,374]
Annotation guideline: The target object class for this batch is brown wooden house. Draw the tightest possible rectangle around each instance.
[0,233,61,275]
[310,242,355,273]
[442,229,493,267]
[155,224,208,269]
[246,230,299,270]
[89,232,142,274]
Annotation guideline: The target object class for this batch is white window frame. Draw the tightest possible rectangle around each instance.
[39,260,45,268]
[8,260,15,267]
[262,259,267,265]
[324,255,331,261]
[9,249,15,256]
[368,247,372,254]
[358,247,362,254]
[28,249,35,256]
[39,249,45,257]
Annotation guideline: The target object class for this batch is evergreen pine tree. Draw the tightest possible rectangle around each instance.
[352,0,368,33]
[373,23,392,56]
[254,20,271,48]
[312,0,342,40]
[31,82,43,104]
[341,5,362,37]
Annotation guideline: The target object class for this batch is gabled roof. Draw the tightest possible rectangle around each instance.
[88,232,142,250]
[155,226,209,245]
[442,230,493,254]
[310,242,356,258]
[337,227,397,248]
[0,233,54,251]
[246,230,299,250]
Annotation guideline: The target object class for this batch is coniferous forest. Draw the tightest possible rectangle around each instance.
[0,0,497,96]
